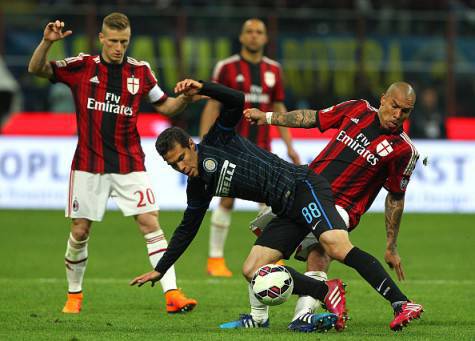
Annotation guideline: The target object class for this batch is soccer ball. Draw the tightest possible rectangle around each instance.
[251,264,294,306]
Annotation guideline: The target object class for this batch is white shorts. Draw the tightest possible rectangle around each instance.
[66,170,159,221]
[249,205,350,261]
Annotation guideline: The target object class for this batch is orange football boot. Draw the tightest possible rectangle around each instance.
[275,259,286,266]
[165,289,197,314]
[62,292,83,314]
[207,257,233,277]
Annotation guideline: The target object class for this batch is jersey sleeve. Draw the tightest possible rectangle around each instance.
[384,144,419,194]
[200,81,244,130]
[272,65,285,102]
[211,60,229,86]
[143,64,168,103]
[316,99,367,132]
[154,179,212,275]
[50,54,88,86]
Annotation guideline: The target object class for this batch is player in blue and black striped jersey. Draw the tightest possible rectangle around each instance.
[131,79,421,332]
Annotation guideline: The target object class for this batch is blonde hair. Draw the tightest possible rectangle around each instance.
[102,12,130,31]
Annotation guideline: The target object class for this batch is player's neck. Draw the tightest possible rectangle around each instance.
[100,51,125,65]
[240,49,263,64]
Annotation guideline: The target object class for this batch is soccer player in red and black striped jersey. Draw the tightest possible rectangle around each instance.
[199,18,300,277]
[28,13,198,314]
[245,82,423,331]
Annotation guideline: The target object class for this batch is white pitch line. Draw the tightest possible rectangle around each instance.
[0,278,474,285]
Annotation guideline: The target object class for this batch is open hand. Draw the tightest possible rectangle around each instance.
[174,79,202,96]
[174,79,208,102]
[44,20,72,42]
[244,108,267,125]
[129,270,162,287]
[384,249,405,281]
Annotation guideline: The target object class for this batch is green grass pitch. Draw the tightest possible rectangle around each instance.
[0,210,474,340]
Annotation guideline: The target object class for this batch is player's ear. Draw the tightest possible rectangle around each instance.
[188,138,195,150]
[239,33,244,45]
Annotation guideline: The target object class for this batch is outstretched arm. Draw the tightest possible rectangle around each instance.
[199,99,221,138]
[384,192,406,281]
[175,79,244,129]
[153,79,209,116]
[153,95,193,116]
[131,180,211,287]
[244,108,319,128]
[28,20,72,78]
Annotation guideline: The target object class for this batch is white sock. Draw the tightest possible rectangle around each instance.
[145,230,177,293]
[257,203,272,217]
[292,271,327,320]
[209,205,231,258]
[64,233,88,293]
[248,283,269,324]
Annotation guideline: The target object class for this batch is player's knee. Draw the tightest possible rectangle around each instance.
[318,230,353,261]
[306,245,331,272]
[71,219,91,240]
[241,262,255,282]
[220,197,234,210]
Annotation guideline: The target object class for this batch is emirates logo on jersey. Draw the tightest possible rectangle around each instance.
[244,85,270,104]
[336,130,379,166]
[87,92,133,116]
[127,77,140,95]
[376,139,393,157]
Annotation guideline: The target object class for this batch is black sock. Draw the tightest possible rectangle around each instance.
[344,247,408,304]
[284,266,328,301]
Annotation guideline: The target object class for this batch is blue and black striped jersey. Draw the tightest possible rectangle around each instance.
[155,82,309,274]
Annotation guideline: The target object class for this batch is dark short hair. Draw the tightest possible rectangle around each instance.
[155,127,191,157]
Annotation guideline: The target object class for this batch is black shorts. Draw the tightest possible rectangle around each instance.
[255,173,347,259]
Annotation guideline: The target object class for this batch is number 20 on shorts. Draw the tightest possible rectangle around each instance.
[135,188,156,207]
[301,202,322,224]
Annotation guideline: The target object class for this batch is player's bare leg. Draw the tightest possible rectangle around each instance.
[256,204,285,266]
[62,218,91,313]
[135,211,197,313]
[207,197,233,277]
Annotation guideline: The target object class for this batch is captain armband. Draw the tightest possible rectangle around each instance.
[265,112,273,125]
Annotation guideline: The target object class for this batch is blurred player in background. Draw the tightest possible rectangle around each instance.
[28,12,197,314]
[245,82,424,332]
[199,18,300,277]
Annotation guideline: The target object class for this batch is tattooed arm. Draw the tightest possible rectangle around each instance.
[384,192,406,281]
[244,108,318,128]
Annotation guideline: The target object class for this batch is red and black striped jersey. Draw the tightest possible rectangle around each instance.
[309,100,419,230]
[50,53,167,174]
[212,54,285,150]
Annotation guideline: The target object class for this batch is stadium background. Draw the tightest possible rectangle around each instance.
[0,1,474,340]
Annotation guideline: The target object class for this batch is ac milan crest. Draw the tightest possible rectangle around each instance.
[73,199,79,212]
[127,77,140,95]
[376,139,393,157]
[236,74,244,83]
[264,71,275,87]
